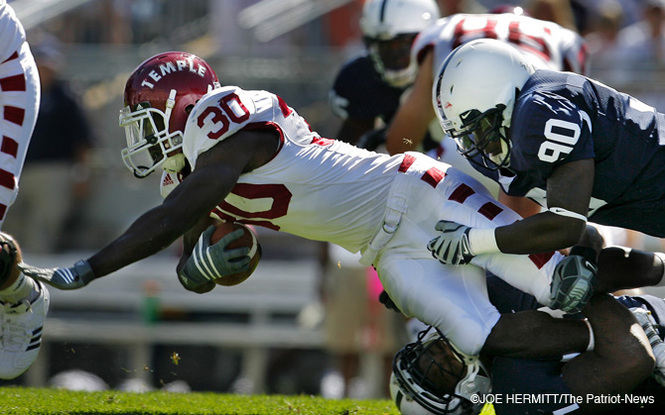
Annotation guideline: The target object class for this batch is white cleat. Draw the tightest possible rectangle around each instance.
[0,281,49,379]
[631,307,665,387]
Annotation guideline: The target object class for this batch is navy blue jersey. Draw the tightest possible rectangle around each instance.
[497,69,665,236]
[329,54,405,123]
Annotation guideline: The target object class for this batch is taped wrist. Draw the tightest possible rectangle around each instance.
[467,228,500,255]
[73,260,96,286]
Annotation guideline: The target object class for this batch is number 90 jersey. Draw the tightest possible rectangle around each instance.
[413,13,587,75]
[505,69,665,237]
[181,86,403,252]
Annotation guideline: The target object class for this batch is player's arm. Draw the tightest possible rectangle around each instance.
[493,158,593,254]
[429,158,593,269]
[20,129,279,289]
[497,189,542,219]
[336,118,376,145]
[385,51,436,155]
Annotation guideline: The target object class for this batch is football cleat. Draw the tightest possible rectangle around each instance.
[0,280,49,379]
[549,254,597,314]
[631,307,665,387]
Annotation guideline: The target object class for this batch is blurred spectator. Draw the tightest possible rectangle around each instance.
[436,0,485,15]
[319,244,406,398]
[5,38,95,253]
[614,0,665,65]
[586,0,627,81]
[525,0,579,31]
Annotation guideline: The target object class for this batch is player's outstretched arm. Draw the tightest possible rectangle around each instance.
[21,130,278,289]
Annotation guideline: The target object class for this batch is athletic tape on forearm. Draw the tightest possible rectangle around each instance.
[548,207,588,222]
[467,228,500,255]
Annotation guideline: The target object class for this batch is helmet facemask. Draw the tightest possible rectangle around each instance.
[119,89,185,178]
[447,105,511,171]
[366,33,419,88]
[391,327,491,415]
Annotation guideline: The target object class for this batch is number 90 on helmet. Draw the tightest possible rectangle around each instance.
[390,326,491,415]
[432,39,535,171]
[119,51,221,178]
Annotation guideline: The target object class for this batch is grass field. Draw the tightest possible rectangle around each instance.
[0,387,402,415]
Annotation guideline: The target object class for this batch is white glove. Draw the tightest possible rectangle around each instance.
[178,225,250,292]
[427,220,475,266]
[19,260,95,290]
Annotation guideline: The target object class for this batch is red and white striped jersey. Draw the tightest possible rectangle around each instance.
[182,86,405,252]
[414,13,588,75]
[0,1,26,62]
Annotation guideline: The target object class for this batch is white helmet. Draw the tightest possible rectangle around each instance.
[390,327,491,415]
[433,39,535,170]
[360,0,440,87]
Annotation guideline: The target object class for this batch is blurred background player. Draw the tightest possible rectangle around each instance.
[329,0,440,147]
[325,0,439,398]
[0,0,49,380]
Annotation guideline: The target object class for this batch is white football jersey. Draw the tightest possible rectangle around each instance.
[414,13,587,75]
[0,1,26,62]
[182,86,403,253]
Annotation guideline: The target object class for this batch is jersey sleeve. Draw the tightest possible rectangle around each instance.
[182,86,258,169]
[508,91,594,195]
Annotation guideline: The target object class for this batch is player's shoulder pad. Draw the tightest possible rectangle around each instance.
[182,86,259,167]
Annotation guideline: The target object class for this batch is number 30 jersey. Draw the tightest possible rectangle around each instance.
[503,69,665,236]
[181,86,403,253]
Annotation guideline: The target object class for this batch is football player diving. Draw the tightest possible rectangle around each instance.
[15,52,664,388]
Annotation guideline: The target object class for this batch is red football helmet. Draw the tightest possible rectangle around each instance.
[119,51,220,177]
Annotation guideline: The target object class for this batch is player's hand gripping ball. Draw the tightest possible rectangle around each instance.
[210,221,262,286]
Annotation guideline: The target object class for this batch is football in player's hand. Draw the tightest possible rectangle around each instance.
[210,221,262,286]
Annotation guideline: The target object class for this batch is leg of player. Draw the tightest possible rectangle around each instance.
[0,233,49,379]
[561,293,655,413]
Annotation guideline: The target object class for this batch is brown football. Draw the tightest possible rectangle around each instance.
[210,221,261,286]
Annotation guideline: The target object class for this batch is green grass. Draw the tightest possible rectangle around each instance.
[0,387,401,415]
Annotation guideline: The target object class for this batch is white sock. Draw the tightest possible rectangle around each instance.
[0,273,38,304]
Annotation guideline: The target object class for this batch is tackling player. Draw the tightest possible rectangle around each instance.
[17,51,665,375]
[0,0,49,380]
[390,285,665,415]
[428,38,665,309]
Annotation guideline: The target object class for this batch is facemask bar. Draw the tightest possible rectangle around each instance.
[446,106,511,171]
[119,89,183,178]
